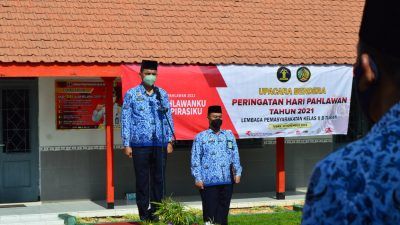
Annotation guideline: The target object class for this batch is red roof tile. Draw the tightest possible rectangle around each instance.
[0,0,365,65]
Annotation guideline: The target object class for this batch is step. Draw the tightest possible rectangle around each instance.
[0,213,64,225]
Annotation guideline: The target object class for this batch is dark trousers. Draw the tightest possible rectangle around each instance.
[132,146,167,221]
[200,184,234,225]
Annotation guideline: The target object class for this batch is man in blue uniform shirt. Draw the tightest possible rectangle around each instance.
[121,60,174,221]
[302,1,400,224]
[191,105,242,225]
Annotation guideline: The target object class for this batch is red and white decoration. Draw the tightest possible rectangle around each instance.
[122,65,353,140]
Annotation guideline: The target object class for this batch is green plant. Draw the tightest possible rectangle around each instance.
[153,197,202,225]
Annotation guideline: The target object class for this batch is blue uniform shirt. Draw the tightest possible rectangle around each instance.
[302,102,400,225]
[121,84,174,147]
[191,129,243,187]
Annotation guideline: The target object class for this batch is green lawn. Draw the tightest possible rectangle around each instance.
[76,212,302,225]
[229,212,301,225]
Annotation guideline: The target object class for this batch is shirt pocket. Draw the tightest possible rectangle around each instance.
[131,119,154,140]
[205,163,221,182]
[220,164,231,181]
[201,163,210,182]
[133,99,148,114]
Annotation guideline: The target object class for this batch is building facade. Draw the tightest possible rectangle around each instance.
[0,0,365,203]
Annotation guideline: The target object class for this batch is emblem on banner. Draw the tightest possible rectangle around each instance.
[296,67,311,82]
[277,67,291,82]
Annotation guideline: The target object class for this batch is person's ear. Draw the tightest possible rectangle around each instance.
[359,53,377,91]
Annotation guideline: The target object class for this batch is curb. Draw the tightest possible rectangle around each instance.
[59,214,77,225]
[293,205,304,212]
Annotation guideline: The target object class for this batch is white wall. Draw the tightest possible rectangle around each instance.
[38,77,122,148]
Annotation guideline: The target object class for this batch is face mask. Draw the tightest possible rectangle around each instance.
[143,75,157,86]
[354,58,379,121]
[210,119,223,131]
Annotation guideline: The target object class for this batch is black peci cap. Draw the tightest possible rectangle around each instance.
[208,105,222,115]
[359,0,400,58]
[140,60,158,72]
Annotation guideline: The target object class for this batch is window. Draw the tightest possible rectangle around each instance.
[2,89,30,153]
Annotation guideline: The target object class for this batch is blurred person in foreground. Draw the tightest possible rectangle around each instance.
[302,0,400,224]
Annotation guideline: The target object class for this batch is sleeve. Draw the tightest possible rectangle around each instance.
[230,132,242,177]
[191,135,203,182]
[163,91,175,142]
[121,91,133,147]
[301,163,329,224]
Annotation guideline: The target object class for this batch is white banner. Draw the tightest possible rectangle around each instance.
[217,65,353,138]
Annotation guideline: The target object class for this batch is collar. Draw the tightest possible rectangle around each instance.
[371,101,400,133]
[206,129,225,135]
[138,83,155,96]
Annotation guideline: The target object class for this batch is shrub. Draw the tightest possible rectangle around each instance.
[153,197,202,225]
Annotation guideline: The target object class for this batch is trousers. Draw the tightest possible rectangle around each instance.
[200,184,234,225]
[132,146,167,220]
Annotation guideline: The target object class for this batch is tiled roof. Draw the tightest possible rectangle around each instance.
[0,0,365,65]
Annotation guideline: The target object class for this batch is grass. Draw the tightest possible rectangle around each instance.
[76,198,303,225]
[76,212,302,225]
[229,212,301,225]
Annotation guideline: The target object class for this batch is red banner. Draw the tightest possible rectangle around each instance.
[121,65,238,140]
[56,80,122,129]
[122,65,353,139]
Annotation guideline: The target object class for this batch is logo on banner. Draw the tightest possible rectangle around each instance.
[277,67,291,82]
[296,67,311,82]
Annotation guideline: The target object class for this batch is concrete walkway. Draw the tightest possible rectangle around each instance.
[0,191,305,225]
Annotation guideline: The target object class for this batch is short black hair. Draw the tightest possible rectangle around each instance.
[358,0,400,86]
[359,0,400,59]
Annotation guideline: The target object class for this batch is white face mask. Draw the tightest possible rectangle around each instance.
[143,75,157,86]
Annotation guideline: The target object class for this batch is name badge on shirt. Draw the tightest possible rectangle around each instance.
[136,92,144,101]
[227,140,233,150]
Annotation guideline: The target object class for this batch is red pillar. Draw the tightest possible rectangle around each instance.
[103,77,115,209]
[276,137,285,199]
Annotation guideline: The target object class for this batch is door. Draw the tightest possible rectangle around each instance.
[0,79,39,203]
